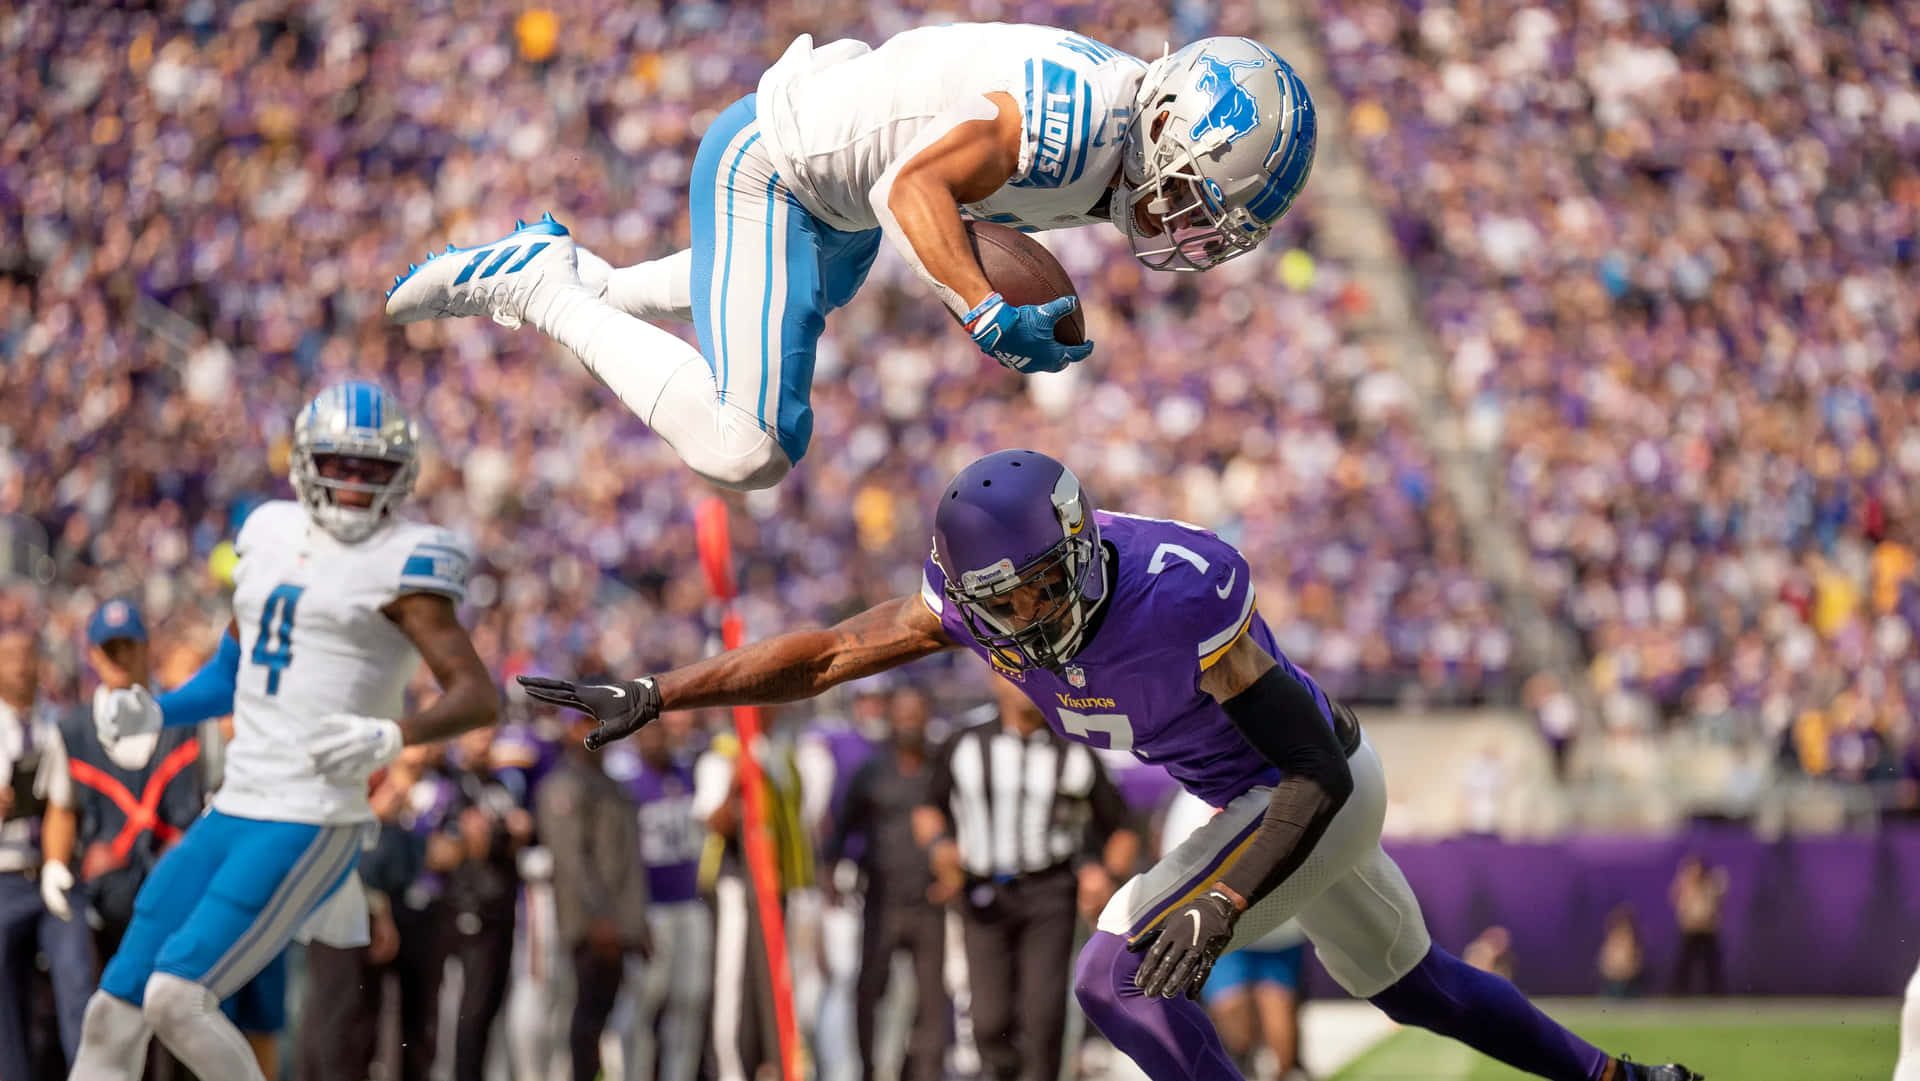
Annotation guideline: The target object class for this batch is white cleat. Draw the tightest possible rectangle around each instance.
[385,214,578,327]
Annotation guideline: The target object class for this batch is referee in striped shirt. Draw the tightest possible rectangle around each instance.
[914,665,1139,1081]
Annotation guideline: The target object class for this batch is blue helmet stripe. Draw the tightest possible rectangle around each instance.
[1245,66,1317,223]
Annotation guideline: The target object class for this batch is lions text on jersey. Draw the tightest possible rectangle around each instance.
[220,500,472,824]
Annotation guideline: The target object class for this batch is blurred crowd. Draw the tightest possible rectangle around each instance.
[1310,0,1920,789]
[0,0,1510,738]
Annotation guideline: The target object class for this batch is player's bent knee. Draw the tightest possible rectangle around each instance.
[142,972,217,1039]
[688,433,792,491]
[1072,931,1135,1024]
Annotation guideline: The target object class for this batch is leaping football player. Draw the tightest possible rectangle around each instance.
[68,382,498,1081]
[519,449,1703,1081]
[385,26,1316,491]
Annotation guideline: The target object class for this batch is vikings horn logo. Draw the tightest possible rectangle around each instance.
[1189,55,1269,146]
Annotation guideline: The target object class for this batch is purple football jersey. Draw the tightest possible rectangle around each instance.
[612,756,703,904]
[924,512,1339,808]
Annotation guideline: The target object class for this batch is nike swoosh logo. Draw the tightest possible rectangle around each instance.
[605,685,627,699]
[1186,909,1203,946]
[1216,570,1236,599]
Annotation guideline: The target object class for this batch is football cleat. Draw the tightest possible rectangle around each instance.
[1617,1058,1703,1081]
[385,213,577,327]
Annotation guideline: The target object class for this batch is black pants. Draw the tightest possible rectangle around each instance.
[448,916,515,1081]
[570,945,626,1081]
[855,898,947,1081]
[1671,930,1724,995]
[298,907,444,1081]
[958,868,1078,1081]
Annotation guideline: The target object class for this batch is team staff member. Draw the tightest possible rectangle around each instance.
[0,625,89,1079]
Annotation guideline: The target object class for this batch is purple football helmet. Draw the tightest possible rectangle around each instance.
[932,450,1109,672]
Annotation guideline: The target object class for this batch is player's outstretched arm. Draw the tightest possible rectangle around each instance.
[663,594,954,709]
[386,592,500,746]
[519,595,956,750]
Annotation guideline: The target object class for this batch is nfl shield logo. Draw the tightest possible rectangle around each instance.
[1065,665,1087,688]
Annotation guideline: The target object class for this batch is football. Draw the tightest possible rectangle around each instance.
[964,221,1087,345]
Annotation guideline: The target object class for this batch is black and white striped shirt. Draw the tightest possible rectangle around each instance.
[927,718,1131,882]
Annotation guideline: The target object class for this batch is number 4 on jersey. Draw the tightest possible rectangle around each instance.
[251,584,305,695]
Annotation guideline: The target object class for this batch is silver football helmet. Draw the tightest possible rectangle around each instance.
[1118,37,1317,272]
[290,381,419,543]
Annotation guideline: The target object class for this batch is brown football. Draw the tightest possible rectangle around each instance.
[964,221,1087,345]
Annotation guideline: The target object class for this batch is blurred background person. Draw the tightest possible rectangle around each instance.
[824,684,945,1081]
[1597,905,1646,1000]
[1669,855,1729,996]
[539,702,652,1081]
[693,705,817,1081]
[442,725,532,1081]
[606,714,711,1081]
[0,626,87,1080]
[1463,927,1518,983]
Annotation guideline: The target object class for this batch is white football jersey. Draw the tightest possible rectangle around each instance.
[756,23,1146,235]
[215,500,472,825]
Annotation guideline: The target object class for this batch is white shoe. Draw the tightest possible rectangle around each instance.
[385,213,578,327]
[575,245,613,299]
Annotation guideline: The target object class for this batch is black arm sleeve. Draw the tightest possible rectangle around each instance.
[1213,665,1355,906]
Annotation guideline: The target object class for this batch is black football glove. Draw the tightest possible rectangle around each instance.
[1129,888,1240,999]
[516,675,662,751]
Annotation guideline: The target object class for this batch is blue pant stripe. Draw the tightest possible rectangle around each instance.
[194,824,341,994]
[716,132,763,399]
[188,826,330,993]
[453,249,494,285]
[758,171,780,427]
[505,241,549,273]
[197,825,357,997]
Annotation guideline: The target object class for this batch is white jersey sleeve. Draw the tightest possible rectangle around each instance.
[388,525,473,605]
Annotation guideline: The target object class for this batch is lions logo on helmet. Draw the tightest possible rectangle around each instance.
[1118,37,1317,272]
[289,381,420,543]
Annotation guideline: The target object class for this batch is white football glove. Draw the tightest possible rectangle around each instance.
[93,684,162,746]
[40,860,74,921]
[307,714,405,783]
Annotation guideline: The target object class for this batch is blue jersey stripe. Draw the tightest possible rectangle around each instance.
[409,543,467,559]
[1068,79,1093,184]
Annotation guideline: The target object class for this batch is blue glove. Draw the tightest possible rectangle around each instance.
[963,293,1094,374]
